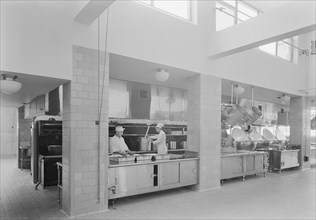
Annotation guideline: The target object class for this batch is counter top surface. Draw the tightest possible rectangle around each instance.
[255,149,301,152]
[221,150,268,157]
[109,152,198,168]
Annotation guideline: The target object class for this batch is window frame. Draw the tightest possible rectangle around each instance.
[140,0,193,22]
[216,0,298,64]
[216,0,261,25]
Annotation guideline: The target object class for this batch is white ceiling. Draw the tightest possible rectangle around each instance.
[109,53,199,89]
[221,78,300,104]
[110,53,309,104]
[1,54,312,109]
[0,71,69,108]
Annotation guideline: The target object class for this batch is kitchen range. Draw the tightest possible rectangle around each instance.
[31,117,62,188]
[220,98,301,182]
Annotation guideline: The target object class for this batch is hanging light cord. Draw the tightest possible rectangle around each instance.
[97,8,110,204]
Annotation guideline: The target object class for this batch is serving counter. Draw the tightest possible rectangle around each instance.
[255,149,301,173]
[221,150,269,182]
[108,151,198,199]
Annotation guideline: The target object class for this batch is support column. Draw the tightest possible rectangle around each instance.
[62,45,109,216]
[187,74,221,191]
[290,96,311,170]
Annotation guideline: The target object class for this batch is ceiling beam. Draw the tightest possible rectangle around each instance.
[74,0,115,25]
[208,1,316,60]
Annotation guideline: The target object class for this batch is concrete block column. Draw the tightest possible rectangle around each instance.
[187,74,221,191]
[290,96,311,170]
[62,45,109,216]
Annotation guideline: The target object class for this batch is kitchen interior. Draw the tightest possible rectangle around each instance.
[1,52,315,205]
[1,0,316,219]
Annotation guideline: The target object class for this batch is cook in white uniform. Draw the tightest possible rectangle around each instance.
[148,123,168,154]
[110,126,133,156]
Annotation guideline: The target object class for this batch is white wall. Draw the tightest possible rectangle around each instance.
[0,1,96,80]
[300,31,316,96]
[207,1,315,59]
[0,0,312,95]
[0,107,18,157]
[208,48,305,96]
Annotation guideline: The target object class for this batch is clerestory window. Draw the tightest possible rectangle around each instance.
[140,0,193,21]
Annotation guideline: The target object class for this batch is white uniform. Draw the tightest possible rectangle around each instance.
[152,130,168,154]
[110,135,129,153]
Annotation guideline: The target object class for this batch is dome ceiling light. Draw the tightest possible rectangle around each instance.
[278,94,291,104]
[155,69,170,82]
[233,84,244,95]
[0,73,22,94]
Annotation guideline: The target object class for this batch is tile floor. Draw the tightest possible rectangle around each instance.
[1,155,315,220]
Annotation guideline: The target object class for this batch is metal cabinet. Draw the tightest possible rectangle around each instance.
[160,162,180,186]
[268,150,300,173]
[180,160,198,185]
[108,166,138,199]
[108,159,198,199]
[221,152,268,182]
[221,156,243,180]
[137,164,158,189]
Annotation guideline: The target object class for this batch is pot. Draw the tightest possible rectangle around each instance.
[225,104,248,126]
[244,106,262,125]
[139,137,152,151]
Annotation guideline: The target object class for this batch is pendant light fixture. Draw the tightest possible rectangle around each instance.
[233,84,244,95]
[155,69,170,82]
[0,73,22,94]
[279,94,291,104]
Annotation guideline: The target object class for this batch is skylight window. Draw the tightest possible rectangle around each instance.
[215,1,298,63]
[140,0,192,21]
[216,0,260,31]
[258,37,299,64]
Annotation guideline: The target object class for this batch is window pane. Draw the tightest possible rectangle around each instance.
[223,0,236,7]
[140,0,151,4]
[259,42,276,56]
[154,1,190,20]
[238,2,258,18]
[277,39,291,61]
[292,37,298,64]
[237,12,250,22]
[216,2,235,31]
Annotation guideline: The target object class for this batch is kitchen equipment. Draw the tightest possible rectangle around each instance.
[109,154,137,164]
[244,106,262,125]
[262,128,276,141]
[225,104,248,126]
[140,137,152,151]
[31,118,62,184]
[275,128,286,141]
[47,145,62,155]
[231,128,249,142]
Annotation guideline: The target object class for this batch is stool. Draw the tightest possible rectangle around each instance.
[19,144,31,170]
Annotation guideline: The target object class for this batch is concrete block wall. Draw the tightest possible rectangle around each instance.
[290,96,311,170]
[62,45,109,216]
[187,74,221,191]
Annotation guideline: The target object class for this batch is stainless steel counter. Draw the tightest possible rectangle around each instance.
[221,150,269,182]
[108,151,199,199]
[221,150,268,157]
[109,151,198,168]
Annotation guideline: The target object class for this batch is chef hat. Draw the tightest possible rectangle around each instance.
[156,123,164,129]
[115,126,125,132]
